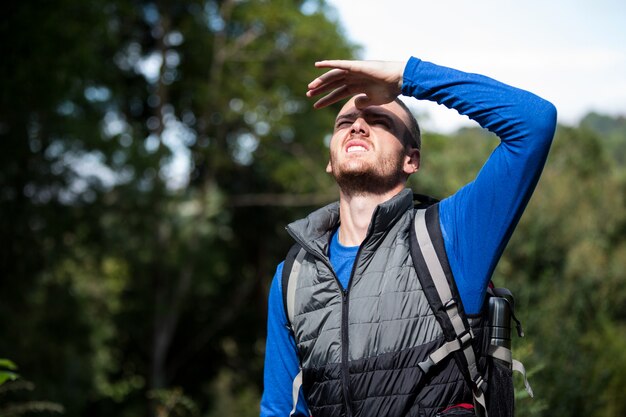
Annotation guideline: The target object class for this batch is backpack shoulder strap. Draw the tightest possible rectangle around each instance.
[282,243,307,331]
[281,243,310,416]
[410,204,469,334]
[410,204,488,416]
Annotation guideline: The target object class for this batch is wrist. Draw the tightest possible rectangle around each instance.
[396,76,403,96]
[393,60,407,96]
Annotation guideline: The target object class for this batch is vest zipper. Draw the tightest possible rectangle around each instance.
[287,239,356,416]
[288,220,375,417]
[295,244,355,416]
[339,238,367,417]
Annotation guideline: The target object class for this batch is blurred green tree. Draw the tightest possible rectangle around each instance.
[1,0,356,415]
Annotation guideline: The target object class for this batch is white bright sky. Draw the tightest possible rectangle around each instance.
[325,0,626,132]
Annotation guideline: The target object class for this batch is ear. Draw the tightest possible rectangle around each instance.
[326,160,333,174]
[403,148,420,175]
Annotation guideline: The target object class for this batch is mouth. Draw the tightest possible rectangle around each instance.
[344,139,370,154]
[347,145,367,153]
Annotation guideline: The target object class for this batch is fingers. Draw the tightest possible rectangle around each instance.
[307,68,347,89]
[314,60,360,71]
[306,66,360,108]
[307,60,370,93]
[312,85,352,109]
[307,70,348,97]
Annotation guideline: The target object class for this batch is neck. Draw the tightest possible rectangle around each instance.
[337,184,405,246]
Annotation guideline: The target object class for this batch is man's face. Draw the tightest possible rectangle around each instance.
[326,98,420,195]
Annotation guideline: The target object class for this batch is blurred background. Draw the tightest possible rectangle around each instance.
[1,0,624,416]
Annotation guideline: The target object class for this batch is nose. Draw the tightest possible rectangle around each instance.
[350,117,369,136]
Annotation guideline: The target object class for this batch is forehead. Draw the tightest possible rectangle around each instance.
[337,98,410,126]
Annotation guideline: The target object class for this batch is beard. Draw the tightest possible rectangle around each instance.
[329,153,406,197]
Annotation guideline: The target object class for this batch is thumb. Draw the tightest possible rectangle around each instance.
[353,94,372,109]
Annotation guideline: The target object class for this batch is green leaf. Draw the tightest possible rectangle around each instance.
[0,358,18,370]
[0,371,19,385]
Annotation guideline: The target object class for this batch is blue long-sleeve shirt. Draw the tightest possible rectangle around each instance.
[260,57,557,417]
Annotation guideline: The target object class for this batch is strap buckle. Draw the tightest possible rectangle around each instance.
[457,327,474,349]
[418,357,435,374]
[472,374,488,393]
[444,298,457,311]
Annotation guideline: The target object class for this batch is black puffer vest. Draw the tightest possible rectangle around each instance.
[285,189,477,417]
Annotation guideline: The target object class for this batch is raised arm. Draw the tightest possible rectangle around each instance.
[401,57,557,313]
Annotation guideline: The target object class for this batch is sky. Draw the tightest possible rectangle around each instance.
[324,0,626,132]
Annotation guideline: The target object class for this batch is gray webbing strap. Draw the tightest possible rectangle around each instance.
[289,368,304,416]
[513,359,534,398]
[414,210,454,303]
[414,209,488,417]
[414,211,471,345]
[286,248,307,327]
[487,346,534,397]
[488,345,533,397]
[488,345,512,364]
[418,328,474,373]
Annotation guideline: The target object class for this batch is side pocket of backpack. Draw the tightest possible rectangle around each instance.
[487,358,514,417]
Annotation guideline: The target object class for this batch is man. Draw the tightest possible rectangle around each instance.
[260,57,557,417]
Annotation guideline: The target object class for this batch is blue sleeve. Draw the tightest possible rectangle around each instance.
[260,262,309,417]
[402,57,557,314]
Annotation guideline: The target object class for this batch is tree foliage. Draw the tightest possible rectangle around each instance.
[2,0,354,415]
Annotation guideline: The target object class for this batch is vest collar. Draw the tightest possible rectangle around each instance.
[286,188,414,259]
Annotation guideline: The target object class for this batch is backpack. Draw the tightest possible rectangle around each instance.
[281,197,533,417]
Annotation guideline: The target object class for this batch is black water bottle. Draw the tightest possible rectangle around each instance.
[488,295,516,417]
[488,296,512,350]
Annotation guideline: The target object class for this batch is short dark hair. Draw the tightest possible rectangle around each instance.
[394,98,421,150]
